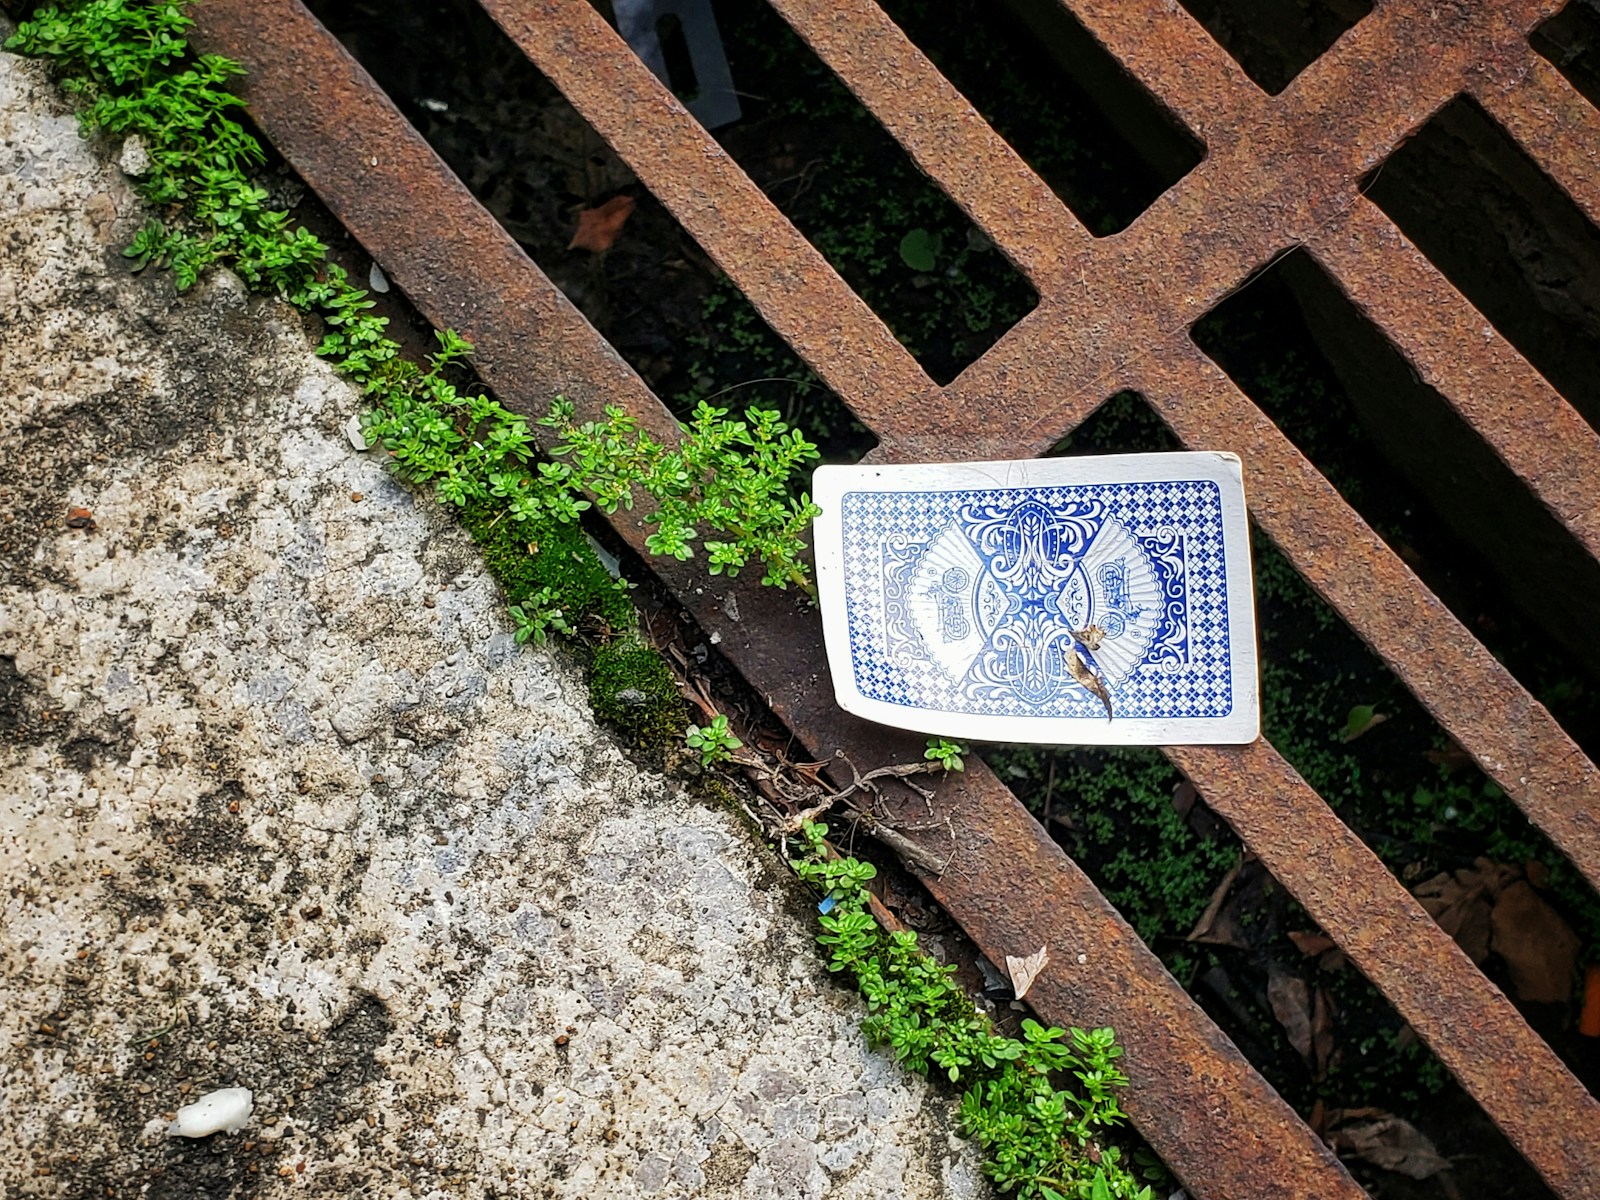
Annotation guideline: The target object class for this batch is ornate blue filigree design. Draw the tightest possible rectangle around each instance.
[842,481,1229,719]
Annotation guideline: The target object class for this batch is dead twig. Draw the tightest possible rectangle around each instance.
[775,751,944,834]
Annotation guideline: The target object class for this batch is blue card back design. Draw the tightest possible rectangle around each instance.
[839,481,1232,720]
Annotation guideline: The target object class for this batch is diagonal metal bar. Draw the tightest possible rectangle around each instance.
[1134,340,1600,893]
[475,0,937,435]
[1311,201,1600,558]
[1473,47,1600,230]
[184,3,1369,1195]
[1169,739,1600,1199]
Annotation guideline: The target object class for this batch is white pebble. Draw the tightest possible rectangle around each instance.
[118,135,151,177]
[345,414,368,451]
[169,1087,254,1137]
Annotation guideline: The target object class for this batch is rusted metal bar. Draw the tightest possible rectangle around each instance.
[948,0,1572,439]
[763,0,1090,285]
[1135,340,1600,892]
[1312,201,1600,558]
[475,0,937,434]
[903,0,1600,891]
[1050,0,1259,137]
[1473,48,1600,230]
[184,4,1369,1195]
[1168,739,1600,1198]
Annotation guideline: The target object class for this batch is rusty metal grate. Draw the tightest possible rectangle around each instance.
[186,1,1600,1194]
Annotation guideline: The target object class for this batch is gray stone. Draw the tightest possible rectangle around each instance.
[117,132,150,177]
[0,42,987,1200]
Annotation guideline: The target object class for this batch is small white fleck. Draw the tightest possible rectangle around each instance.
[1076,953,1087,965]
[170,1087,253,1137]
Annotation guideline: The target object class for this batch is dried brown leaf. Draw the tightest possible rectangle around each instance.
[1187,856,1246,946]
[1066,647,1112,719]
[1490,879,1580,1004]
[1328,1112,1450,1180]
[1424,740,1474,774]
[1414,869,1493,964]
[1311,986,1335,1076]
[1267,969,1313,1061]
[1171,781,1199,821]
[1005,946,1049,1000]
[568,195,636,253]
[1288,931,1336,957]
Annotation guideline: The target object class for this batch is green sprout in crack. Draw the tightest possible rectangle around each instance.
[685,714,741,768]
[507,589,571,646]
[925,737,968,772]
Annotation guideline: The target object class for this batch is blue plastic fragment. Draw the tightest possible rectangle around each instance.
[818,895,838,915]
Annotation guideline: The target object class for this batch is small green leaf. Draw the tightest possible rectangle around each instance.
[1341,703,1389,743]
[898,227,940,272]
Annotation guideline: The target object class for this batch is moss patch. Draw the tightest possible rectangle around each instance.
[459,498,633,635]
[589,642,686,750]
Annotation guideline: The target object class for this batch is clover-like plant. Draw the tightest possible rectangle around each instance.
[925,737,969,772]
[685,714,742,767]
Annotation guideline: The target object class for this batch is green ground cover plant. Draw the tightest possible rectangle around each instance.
[684,713,741,767]
[790,822,1157,1200]
[924,737,968,772]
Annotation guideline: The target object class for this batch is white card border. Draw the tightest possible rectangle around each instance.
[812,453,1260,746]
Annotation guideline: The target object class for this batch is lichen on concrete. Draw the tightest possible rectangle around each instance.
[0,45,987,1199]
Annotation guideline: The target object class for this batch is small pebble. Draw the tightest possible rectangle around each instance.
[170,1087,254,1137]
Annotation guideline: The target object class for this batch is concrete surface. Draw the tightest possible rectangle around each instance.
[0,44,987,1200]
